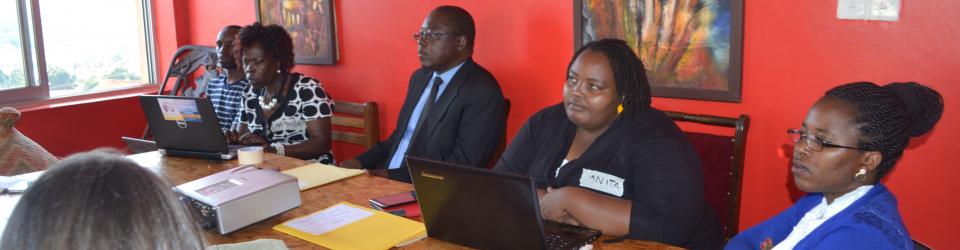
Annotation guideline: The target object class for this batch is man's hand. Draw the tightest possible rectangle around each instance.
[339,159,363,169]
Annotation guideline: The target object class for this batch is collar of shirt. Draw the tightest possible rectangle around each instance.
[818,185,874,219]
[772,185,874,250]
[429,60,466,96]
[214,73,249,85]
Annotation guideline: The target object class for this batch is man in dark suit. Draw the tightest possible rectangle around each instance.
[339,6,506,183]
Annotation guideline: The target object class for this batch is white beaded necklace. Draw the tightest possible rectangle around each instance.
[258,76,286,110]
[258,93,278,109]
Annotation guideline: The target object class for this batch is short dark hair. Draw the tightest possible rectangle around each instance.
[568,39,652,118]
[0,149,206,249]
[825,82,944,180]
[234,22,295,74]
[433,6,476,50]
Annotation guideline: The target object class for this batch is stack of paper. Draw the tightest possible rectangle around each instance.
[281,163,364,191]
[274,202,426,249]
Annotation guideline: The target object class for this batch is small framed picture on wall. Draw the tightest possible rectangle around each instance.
[256,0,339,65]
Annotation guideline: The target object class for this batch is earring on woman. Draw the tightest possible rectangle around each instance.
[617,96,625,114]
[854,168,867,182]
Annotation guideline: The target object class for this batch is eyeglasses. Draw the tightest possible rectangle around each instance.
[413,31,461,42]
[787,129,867,152]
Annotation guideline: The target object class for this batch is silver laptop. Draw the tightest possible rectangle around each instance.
[139,95,242,160]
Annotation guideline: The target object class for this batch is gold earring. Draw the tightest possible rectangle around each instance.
[617,104,624,114]
[854,169,867,182]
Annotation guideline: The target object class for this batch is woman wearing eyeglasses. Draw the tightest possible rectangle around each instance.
[726,82,943,249]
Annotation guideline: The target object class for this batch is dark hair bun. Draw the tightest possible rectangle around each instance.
[884,82,944,137]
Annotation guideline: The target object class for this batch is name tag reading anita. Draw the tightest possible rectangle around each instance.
[579,168,625,197]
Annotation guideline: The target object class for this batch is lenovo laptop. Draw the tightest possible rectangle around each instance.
[406,156,601,250]
[140,95,242,160]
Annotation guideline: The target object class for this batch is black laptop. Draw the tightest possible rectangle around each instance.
[140,95,242,160]
[406,156,601,250]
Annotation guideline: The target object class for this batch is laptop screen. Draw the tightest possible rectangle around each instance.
[406,156,549,249]
[140,95,231,155]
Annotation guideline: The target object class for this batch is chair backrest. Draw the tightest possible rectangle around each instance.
[331,101,380,149]
[486,98,511,169]
[664,110,749,240]
[157,45,217,97]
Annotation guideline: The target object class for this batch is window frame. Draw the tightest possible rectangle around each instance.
[0,0,157,106]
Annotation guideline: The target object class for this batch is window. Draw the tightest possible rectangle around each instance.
[0,0,155,105]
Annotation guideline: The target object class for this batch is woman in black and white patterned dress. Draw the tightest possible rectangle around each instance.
[228,22,334,164]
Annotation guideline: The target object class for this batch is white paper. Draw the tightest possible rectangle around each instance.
[284,204,373,235]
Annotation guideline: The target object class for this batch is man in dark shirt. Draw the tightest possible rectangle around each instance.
[339,6,506,183]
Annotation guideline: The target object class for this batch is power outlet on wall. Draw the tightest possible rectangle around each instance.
[837,0,900,21]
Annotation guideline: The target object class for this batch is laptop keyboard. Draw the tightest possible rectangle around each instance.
[545,233,579,249]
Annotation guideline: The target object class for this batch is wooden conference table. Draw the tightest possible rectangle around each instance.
[8,151,682,249]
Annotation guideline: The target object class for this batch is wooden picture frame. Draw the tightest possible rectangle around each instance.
[575,0,744,102]
[256,0,338,65]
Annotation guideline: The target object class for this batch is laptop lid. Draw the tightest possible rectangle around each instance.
[139,95,232,157]
[406,156,600,250]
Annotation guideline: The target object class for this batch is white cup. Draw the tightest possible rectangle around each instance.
[237,146,264,165]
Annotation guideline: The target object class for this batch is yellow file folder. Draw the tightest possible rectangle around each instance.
[274,202,426,250]
[281,163,364,191]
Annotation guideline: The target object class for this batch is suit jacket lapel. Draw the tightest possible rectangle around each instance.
[391,69,431,157]
[418,59,474,142]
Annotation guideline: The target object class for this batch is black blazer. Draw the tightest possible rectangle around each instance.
[356,59,506,182]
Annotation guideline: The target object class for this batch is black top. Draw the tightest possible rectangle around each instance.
[356,59,506,183]
[494,104,721,249]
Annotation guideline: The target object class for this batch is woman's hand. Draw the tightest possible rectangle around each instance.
[224,130,242,144]
[542,186,632,236]
[540,186,585,223]
[238,132,270,146]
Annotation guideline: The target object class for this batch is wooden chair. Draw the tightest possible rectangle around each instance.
[331,101,380,149]
[664,110,749,240]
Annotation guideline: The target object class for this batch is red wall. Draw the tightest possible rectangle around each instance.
[17,95,146,156]
[15,0,958,247]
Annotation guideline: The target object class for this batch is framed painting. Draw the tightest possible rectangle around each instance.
[256,0,338,65]
[575,0,744,102]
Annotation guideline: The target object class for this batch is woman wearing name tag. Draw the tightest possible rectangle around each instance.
[726,82,943,249]
[494,39,721,249]
[228,22,335,164]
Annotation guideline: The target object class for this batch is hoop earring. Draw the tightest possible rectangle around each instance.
[854,168,867,182]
